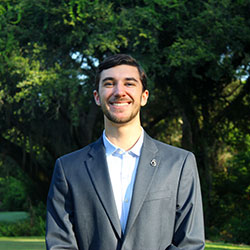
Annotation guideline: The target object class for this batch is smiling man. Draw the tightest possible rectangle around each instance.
[46,54,205,250]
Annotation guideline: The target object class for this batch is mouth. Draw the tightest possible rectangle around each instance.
[112,102,130,106]
[110,100,131,107]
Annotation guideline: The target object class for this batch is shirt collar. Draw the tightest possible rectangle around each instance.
[103,129,144,157]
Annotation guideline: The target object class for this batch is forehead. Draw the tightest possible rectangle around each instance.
[99,65,141,82]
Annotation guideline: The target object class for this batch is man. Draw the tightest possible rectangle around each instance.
[46,54,205,250]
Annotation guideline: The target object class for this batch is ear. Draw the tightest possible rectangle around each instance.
[93,90,101,106]
[141,90,149,106]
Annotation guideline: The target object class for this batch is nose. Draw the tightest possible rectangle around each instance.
[113,82,126,97]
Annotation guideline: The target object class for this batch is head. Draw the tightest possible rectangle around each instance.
[93,54,149,126]
[95,54,147,92]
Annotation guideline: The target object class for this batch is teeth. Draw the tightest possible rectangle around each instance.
[112,103,128,106]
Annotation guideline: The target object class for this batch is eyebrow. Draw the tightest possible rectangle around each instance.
[125,77,139,82]
[102,77,115,83]
[102,77,139,83]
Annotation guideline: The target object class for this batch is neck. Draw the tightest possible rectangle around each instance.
[104,117,142,151]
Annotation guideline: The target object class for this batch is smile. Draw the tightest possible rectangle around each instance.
[111,102,130,106]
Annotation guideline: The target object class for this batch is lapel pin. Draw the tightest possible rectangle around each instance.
[150,159,157,167]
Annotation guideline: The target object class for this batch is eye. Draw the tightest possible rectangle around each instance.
[103,81,114,87]
[125,82,136,87]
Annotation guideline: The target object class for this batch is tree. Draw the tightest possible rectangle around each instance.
[149,1,250,227]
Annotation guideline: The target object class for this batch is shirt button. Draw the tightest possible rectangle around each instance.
[124,199,129,203]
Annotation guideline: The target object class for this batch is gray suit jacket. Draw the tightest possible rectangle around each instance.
[46,133,205,250]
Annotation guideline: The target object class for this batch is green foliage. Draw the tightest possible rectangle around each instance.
[0,177,27,211]
[207,132,250,243]
[220,216,250,245]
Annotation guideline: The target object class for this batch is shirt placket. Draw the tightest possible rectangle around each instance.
[120,152,133,232]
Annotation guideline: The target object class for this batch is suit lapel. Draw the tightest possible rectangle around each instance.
[124,133,160,236]
[85,138,122,239]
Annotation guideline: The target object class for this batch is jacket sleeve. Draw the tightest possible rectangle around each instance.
[46,158,79,250]
[167,152,205,250]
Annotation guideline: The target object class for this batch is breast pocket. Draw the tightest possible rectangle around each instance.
[144,190,172,202]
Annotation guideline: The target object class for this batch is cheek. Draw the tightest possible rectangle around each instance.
[96,91,111,106]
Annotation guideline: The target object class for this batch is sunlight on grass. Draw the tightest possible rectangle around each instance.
[206,242,250,250]
[0,237,45,250]
[0,237,44,242]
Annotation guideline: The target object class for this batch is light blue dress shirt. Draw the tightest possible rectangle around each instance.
[103,130,144,232]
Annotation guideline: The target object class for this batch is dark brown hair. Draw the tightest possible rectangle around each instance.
[95,54,147,91]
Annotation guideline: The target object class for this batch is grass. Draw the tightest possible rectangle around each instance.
[205,242,250,250]
[0,212,29,223]
[0,238,249,250]
[0,237,45,250]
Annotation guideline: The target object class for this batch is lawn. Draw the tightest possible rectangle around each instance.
[0,237,45,250]
[205,242,250,250]
[0,211,29,223]
[0,238,249,250]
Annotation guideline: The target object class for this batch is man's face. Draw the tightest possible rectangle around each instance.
[93,65,149,125]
